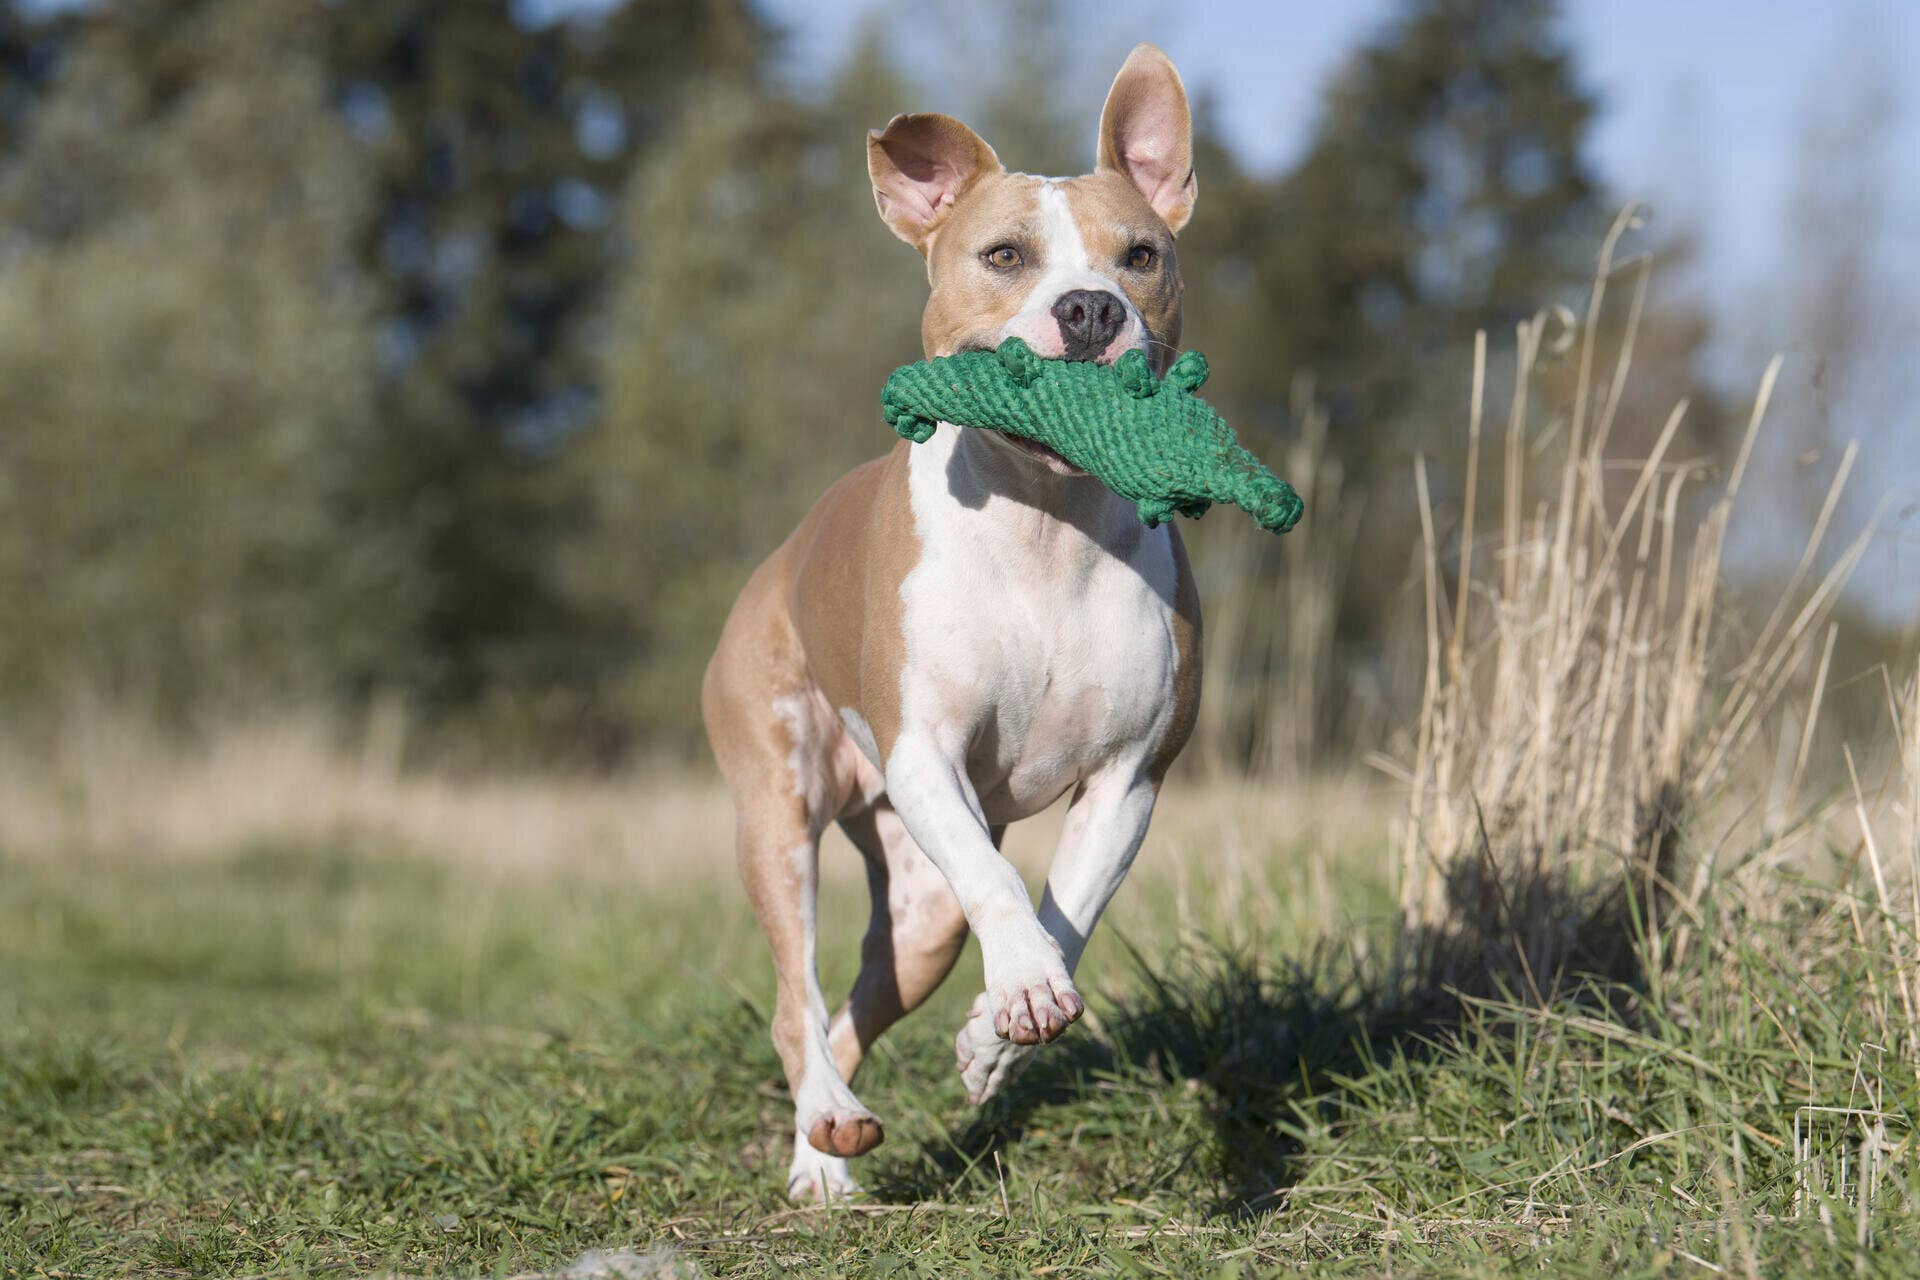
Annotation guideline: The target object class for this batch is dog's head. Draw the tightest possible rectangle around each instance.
[868,44,1195,387]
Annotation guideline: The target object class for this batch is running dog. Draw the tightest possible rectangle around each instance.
[702,43,1202,1201]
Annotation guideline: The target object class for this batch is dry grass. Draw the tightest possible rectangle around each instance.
[1394,206,1885,984]
[1397,208,1858,909]
[0,702,1394,915]
[1839,656,1920,1058]
[0,708,731,884]
[1192,375,1362,777]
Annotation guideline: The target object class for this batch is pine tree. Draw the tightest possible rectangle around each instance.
[1268,0,1604,441]
[0,3,71,160]
[321,0,768,721]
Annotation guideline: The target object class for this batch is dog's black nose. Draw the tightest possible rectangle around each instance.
[1050,289,1127,362]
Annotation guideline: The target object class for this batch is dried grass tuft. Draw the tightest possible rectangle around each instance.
[1396,206,1876,999]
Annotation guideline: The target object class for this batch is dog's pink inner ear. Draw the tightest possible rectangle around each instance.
[869,114,1000,252]
[881,155,958,223]
[1098,46,1197,234]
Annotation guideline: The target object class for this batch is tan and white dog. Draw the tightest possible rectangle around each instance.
[702,44,1203,1202]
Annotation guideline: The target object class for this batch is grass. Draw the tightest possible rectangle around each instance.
[3,802,1917,1278]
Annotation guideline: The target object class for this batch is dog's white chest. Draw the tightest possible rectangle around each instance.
[890,427,1181,821]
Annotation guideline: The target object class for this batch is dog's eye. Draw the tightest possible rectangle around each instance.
[983,244,1023,269]
[1125,244,1157,270]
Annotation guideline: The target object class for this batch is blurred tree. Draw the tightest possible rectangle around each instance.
[1269,0,1603,422]
[321,0,766,725]
[1174,0,1616,758]
[0,2,71,159]
[0,0,1740,771]
[0,0,771,740]
[1171,101,1329,765]
[920,0,1096,177]
[562,26,929,745]
[0,0,400,708]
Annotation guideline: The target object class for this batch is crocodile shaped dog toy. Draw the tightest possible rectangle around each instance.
[880,337,1303,535]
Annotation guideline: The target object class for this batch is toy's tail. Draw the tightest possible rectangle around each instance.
[1211,444,1304,535]
[1133,441,1302,535]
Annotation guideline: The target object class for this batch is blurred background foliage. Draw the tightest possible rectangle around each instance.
[0,0,1902,768]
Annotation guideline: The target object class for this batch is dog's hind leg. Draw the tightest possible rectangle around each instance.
[704,591,881,1202]
[825,805,976,1082]
[734,810,882,1202]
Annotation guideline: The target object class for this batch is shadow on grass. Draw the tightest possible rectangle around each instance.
[871,831,1672,1216]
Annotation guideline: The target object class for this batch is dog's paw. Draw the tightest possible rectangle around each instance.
[983,970,1083,1045]
[955,993,1041,1105]
[803,1108,884,1158]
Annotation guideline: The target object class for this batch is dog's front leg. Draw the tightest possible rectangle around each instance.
[955,767,1158,1104]
[885,730,1086,1046]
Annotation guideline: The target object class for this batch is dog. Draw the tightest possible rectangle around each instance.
[702,43,1202,1202]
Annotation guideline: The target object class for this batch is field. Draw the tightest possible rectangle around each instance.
[4,761,1917,1278]
[8,233,1920,1278]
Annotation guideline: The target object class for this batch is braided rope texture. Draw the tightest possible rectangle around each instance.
[880,338,1303,535]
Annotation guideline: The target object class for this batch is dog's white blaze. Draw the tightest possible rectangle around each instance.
[1038,181,1091,276]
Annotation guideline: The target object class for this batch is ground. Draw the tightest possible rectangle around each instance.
[2,782,1915,1278]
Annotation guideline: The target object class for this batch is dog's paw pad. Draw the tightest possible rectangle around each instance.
[988,975,1083,1045]
[805,1110,884,1158]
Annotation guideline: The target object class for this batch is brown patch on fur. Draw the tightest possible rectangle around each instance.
[918,173,1045,357]
[707,439,967,1102]
[826,803,972,1082]
[786,441,919,761]
[700,577,820,1083]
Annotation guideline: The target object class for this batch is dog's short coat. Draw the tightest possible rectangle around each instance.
[702,44,1203,1201]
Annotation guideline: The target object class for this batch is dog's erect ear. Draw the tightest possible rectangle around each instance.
[867,113,1002,254]
[1097,43,1197,234]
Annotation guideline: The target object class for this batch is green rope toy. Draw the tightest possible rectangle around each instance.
[881,338,1303,535]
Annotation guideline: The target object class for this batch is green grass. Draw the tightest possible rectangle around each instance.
[2,830,1916,1278]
